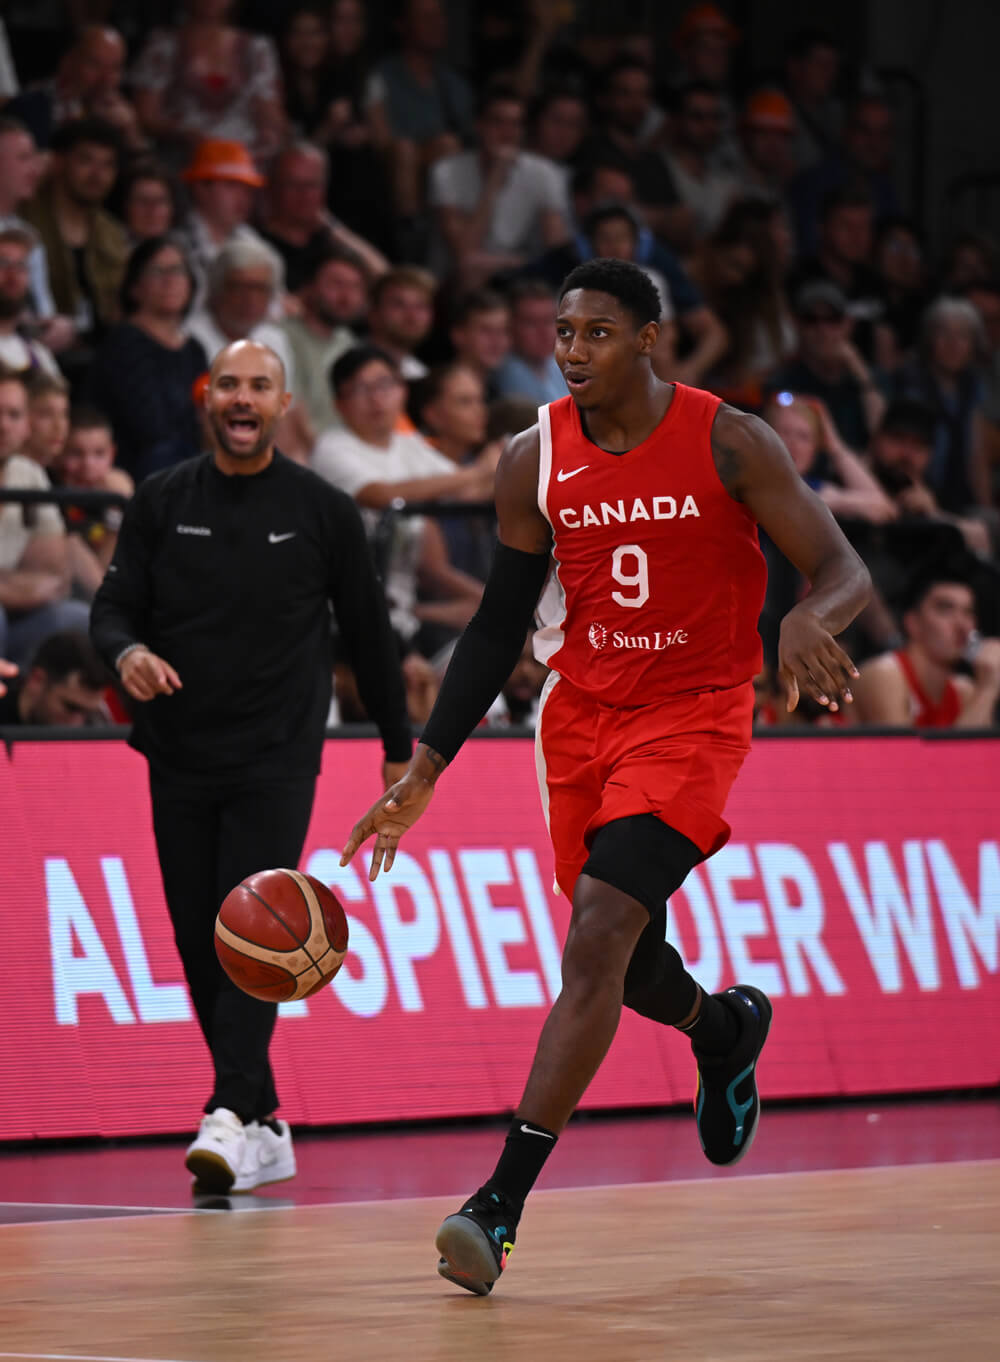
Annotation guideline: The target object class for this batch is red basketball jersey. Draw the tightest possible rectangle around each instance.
[894,650,961,727]
[535,385,767,704]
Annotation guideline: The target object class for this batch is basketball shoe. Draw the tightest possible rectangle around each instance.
[435,1187,518,1295]
[185,1108,246,1192]
[692,985,773,1166]
[232,1119,297,1192]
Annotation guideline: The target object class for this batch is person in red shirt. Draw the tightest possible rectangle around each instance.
[342,258,871,1295]
[852,574,1000,727]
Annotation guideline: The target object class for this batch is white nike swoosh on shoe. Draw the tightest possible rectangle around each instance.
[556,465,588,482]
[268,531,296,543]
[520,1123,555,1139]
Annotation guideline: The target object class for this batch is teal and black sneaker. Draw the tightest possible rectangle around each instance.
[693,985,773,1166]
[435,1187,517,1295]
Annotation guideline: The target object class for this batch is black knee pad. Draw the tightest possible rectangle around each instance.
[582,814,702,916]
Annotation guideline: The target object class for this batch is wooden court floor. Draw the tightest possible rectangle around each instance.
[2,1159,997,1362]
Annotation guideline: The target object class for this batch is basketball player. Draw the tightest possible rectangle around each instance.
[91,341,412,1195]
[341,259,871,1294]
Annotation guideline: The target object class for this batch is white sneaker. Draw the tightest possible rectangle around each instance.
[185,1108,246,1192]
[232,1119,297,1192]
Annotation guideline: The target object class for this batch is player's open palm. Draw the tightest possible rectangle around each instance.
[341,772,436,880]
[778,605,859,714]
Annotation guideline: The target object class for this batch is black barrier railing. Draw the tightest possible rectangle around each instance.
[2,724,998,744]
[0,486,130,512]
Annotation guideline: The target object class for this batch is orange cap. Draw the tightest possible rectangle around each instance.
[743,89,796,131]
[182,139,265,188]
[674,3,740,46]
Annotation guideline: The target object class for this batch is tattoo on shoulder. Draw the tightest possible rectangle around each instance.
[712,433,745,498]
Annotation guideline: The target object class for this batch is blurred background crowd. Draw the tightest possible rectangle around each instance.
[0,0,998,733]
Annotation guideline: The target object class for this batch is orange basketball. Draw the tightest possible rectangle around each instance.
[214,869,349,1003]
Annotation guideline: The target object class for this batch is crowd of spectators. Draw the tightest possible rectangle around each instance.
[0,1,998,733]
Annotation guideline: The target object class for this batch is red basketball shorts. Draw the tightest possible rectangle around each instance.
[535,673,754,900]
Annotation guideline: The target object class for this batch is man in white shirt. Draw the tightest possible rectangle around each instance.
[429,84,570,286]
[0,369,90,663]
[313,345,494,651]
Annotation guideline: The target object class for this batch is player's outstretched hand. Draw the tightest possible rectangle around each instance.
[778,605,859,714]
[341,765,437,881]
[118,646,182,702]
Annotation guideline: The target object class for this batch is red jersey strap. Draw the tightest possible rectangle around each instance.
[894,650,962,727]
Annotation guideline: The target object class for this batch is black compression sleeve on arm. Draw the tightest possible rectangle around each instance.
[420,541,551,764]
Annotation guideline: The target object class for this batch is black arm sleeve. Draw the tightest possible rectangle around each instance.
[420,541,551,764]
[327,493,413,763]
[89,483,156,668]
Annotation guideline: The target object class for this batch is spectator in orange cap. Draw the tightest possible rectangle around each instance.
[131,1,286,166]
[179,138,269,308]
[738,89,797,196]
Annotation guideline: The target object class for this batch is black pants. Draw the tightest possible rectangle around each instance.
[149,770,317,1123]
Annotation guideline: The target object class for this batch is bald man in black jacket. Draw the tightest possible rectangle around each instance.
[92,341,412,1193]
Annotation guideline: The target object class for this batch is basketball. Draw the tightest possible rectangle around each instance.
[214,868,349,1003]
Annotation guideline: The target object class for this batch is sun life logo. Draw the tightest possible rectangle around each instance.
[588,622,608,650]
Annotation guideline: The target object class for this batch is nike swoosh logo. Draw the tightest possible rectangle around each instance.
[520,1123,555,1139]
[556,465,588,482]
[268,532,296,544]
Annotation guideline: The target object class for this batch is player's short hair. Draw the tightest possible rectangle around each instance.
[29,630,108,690]
[558,258,661,328]
[67,404,113,437]
[330,344,400,396]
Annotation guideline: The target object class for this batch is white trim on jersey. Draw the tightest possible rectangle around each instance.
[533,670,563,895]
[537,402,553,525]
[533,402,567,668]
[533,669,559,835]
